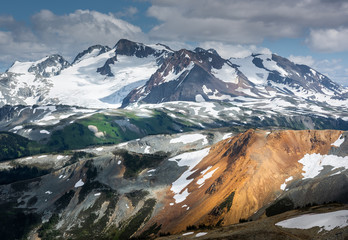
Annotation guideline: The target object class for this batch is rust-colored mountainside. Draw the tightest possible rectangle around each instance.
[150,129,343,233]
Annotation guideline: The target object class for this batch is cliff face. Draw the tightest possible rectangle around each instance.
[150,129,344,233]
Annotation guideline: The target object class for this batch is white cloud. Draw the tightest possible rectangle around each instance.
[306,28,348,52]
[289,55,348,85]
[288,55,315,66]
[0,10,146,68]
[148,0,348,46]
[199,42,271,59]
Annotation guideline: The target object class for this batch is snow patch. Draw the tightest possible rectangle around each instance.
[183,232,194,236]
[197,167,219,186]
[40,130,50,134]
[280,176,293,190]
[170,134,208,145]
[195,232,207,237]
[195,94,205,102]
[95,147,103,152]
[212,63,238,84]
[74,179,85,188]
[94,193,101,196]
[331,134,345,147]
[169,148,211,203]
[299,153,348,179]
[276,210,348,232]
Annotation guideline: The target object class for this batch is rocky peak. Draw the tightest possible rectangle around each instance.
[115,39,169,58]
[72,45,111,64]
[28,54,70,77]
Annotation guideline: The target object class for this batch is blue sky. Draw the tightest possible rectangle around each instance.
[1,0,347,85]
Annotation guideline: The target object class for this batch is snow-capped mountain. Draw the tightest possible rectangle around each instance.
[0,39,347,109]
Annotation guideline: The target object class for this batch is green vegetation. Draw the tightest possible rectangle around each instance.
[0,132,42,161]
[118,198,156,240]
[0,165,49,185]
[209,191,235,216]
[0,202,40,240]
[265,197,294,217]
[38,213,60,240]
[55,190,75,212]
[68,190,119,240]
[113,149,168,178]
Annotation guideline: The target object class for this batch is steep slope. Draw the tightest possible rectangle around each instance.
[147,129,347,233]
[1,39,347,110]
[0,40,172,108]
[1,129,347,239]
[122,49,348,108]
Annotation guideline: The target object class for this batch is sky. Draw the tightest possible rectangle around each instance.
[0,0,347,85]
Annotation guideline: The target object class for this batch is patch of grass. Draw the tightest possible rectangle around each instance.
[113,150,168,179]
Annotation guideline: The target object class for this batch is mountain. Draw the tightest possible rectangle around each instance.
[0,129,347,239]
[1,39,348,110]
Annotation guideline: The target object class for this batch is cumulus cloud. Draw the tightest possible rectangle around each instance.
[289,55,348,85]
[288,55,315,66]
[147,0,348,47]
[199,41,271,59]
[0,10,145,68]
[306,28,348,52]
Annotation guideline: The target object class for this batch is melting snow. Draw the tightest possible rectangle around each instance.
[183,232,194,236]
[197,167,219,186]
[144,146,151,154]
[280,176,293,190]
[170,134,208,145]
[299,153,348,179]
[222,133,233,140]
[74,179,85,188]
[212,63,238,84]
[195,94,205,102]
[331,134,345,147]
[38,155,47,159]
[57,155,64,160]
[276,210,348,232]
[195,232,207,237]
[95,147,103,151]
[169,148,211,203]
[13,125,23,130]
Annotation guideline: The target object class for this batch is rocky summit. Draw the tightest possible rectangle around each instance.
[0,39,348,240]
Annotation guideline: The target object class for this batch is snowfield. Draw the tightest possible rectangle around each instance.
[169,148,211,203]
[276,210,348,232]
[299,153,348,179]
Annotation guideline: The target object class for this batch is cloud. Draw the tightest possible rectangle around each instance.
[199,41,271,59]
[306,28,348,52]
[147,0,348,46]
[0,10,146,68]
[288,55,315,66]
[289,55,348,85]
[115,6,139,18]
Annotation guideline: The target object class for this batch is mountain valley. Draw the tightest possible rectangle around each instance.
[0,39,348,239]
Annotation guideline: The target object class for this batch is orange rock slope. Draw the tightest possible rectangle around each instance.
[149,129,343,233]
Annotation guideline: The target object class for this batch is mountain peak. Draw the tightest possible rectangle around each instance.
[73,45,111,64]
